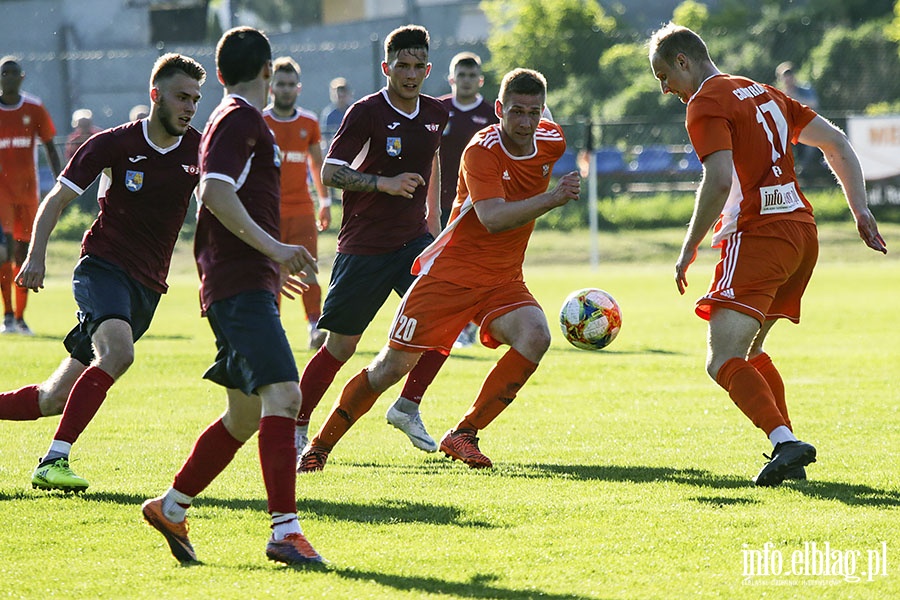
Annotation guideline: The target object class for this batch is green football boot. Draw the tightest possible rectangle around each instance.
[31,457,89,492]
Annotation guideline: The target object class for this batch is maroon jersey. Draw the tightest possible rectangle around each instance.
[195,95,281,312]
[324,89,448,254]
[438,94,498,214]
[59,120,200,293]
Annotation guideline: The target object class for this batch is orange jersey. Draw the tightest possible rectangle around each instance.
[0,92,56,205]
[263,106,321,217]
[687,74,817,247]
[412,120,566,287]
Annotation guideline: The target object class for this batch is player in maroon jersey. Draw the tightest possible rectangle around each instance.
[141,27,324,567]
[0,53,205,493]
[295,25,452,470]
[438,52,499,229]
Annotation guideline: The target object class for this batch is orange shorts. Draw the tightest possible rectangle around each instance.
[280,213,318,259]
[387,275,541,354]
[0,201,37,242]
[697,220,818,325]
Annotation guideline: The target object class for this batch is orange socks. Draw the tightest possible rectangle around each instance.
[302,283,321,325]
[457,347,538,432]
[715,357,787,435]
[748,352,791,431]
[0,262,12,314]
[311,369,381,451]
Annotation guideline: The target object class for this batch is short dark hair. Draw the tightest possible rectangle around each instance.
[0,56,21,72]
[150,53,206,87]
[499,68,547,104]
[216,27,272,86]
[273,56,300,77]
[648,23,711,66]
[449,51,482,74]
[384,25,429,63]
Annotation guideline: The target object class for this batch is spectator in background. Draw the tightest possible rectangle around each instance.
[129,104,150,121]
[775,62,820,176]
[319,76,352,147]
[0,56,61,336]
[319,77,352,205]
[65,108,101,161]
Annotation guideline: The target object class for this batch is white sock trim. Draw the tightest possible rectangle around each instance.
[768,425,798,447]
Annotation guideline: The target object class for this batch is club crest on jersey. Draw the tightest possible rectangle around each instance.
[125,170,144,192]
[387,137,402,157]
[542,164,550,177]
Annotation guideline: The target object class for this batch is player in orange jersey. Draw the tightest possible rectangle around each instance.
[0,56,61,335]
[299,68,580,469]
[263,56,330,351]
[648,23,887,487]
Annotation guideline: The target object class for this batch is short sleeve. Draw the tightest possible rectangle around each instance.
[325,103,369,164]
[202,109,259,183]
[462,144,504,203]
[686,96,733,161]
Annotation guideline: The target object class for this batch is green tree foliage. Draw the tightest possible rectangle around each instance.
[672,0,709,31]
[809,21,900,113]
[481,0,620,93]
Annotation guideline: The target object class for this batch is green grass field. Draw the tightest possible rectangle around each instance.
[0,224,898,599]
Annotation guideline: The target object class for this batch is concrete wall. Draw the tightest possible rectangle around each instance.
[0,0,489,143]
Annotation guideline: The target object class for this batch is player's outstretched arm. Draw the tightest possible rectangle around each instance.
[799,116,887,254]
[474,170,581,234]
[15,182,79,292]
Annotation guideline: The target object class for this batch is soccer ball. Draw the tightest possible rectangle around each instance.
[559,288,622,351]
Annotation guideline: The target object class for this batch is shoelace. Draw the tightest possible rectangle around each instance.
[454,433,483,455]
[50,458,77,475]
[299,448,328,468]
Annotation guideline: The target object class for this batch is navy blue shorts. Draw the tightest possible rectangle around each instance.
[203,290,299,395]
[64,255,161,366]
[318,233,434,336]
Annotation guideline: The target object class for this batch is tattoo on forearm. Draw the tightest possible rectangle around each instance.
[333,166,378,192]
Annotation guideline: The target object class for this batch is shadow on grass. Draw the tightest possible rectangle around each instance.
[556,346,682,356]
[76,491,494,528]
[521,463,900,507]
[141,333,192,341]
[330,568,605,600]
[694,496,760,507]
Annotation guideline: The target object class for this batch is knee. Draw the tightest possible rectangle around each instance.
[95,344,134,378]
[325,335,358,362]
[37,386,68,416]
[706,354,736,383]
[369,359,413,394]
[519,325,551,362]
[222,413,259,442]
